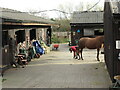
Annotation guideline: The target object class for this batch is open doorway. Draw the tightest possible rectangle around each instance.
[15,30,25,44]
[2,30,8,47]
[94,29,104,36]
[30,29,36,40]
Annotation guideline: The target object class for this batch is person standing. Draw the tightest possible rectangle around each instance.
[9,36,18,67]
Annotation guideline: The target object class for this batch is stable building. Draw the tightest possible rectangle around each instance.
[70,11,104,45]
[1,7,56,73]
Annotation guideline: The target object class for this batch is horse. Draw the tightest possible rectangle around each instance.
[69,46,80,59]
[77,36,104,61]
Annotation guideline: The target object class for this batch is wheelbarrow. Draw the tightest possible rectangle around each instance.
[53,44,59,50]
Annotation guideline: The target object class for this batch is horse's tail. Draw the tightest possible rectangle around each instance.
[77,38,85,48]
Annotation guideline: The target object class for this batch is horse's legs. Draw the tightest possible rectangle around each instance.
[76,50,80,60]
[81,49,84,60]
[77,53,80,60]
[97,48,100,61]
[74,52,78,59]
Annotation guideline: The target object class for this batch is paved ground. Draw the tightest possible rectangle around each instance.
[2,44,112,88]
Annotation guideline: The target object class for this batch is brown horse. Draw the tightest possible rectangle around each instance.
[77,36,104,61]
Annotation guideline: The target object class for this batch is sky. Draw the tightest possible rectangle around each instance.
[0,0,105,18]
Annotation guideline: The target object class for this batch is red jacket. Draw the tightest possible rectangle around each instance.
[71,46,77,51]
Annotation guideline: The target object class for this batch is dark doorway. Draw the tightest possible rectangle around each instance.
[94,30,104,35]
[46,28,51,45]
[2,30,8,47]
[15,30,25,44]
[30,29,36,40]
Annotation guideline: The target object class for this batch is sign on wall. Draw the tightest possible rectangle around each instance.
[77,29,81,33]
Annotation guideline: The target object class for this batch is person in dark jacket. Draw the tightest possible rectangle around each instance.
[9,37,18,67]
[9,36,25,68]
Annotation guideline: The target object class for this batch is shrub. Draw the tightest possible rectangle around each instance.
[51,35,68,43]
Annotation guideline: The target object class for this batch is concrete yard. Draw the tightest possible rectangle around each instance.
[2,44,112,88]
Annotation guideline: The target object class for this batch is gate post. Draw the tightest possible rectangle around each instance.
[0,14,2,90]
[0,17,2,75]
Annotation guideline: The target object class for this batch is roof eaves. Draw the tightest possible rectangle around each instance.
[0,7,56,25]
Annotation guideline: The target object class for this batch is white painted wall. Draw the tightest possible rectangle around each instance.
[84,29,94,36]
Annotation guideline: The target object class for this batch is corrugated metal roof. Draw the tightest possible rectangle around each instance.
[109,0,120,14]
[71,11,103,24]
[0,7,55,24]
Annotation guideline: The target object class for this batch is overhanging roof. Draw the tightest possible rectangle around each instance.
[0,7,56,26]
[70,11,103,24]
